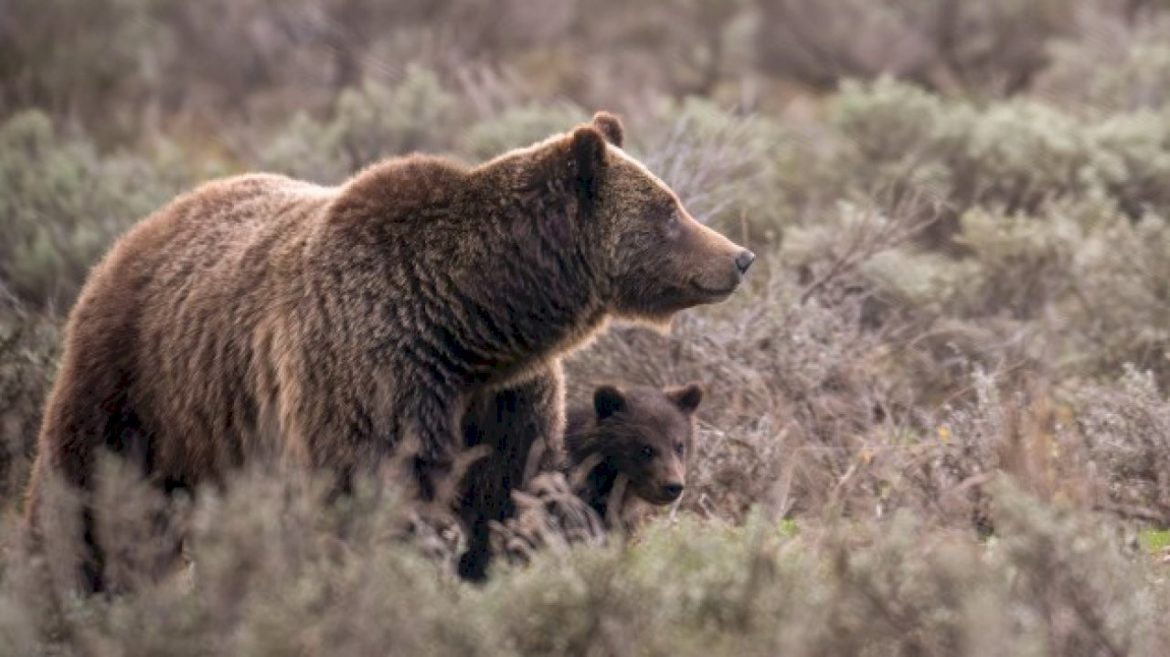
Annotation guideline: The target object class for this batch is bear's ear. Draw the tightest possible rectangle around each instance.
[666,383,703,414]
[566,126,608,203]
[594,385,626,419]
[592,111,624,148]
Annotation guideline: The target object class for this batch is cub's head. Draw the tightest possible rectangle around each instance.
[569,382,703,505]
[512,112,754,323]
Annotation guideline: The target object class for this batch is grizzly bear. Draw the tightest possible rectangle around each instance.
[25,111,753,590]
[487,382,703,566]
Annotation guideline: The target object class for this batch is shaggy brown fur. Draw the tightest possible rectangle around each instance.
[488,382,702,565]
[563,383,702,529]
[25,112,752,589]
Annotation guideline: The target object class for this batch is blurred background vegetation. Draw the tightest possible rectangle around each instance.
[5,0,1170,654]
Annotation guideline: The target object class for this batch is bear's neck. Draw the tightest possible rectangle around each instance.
[465,224,607,384]
[324,159,611,385]
[456,170,610,381]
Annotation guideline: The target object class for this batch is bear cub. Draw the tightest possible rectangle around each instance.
[563,382,702,528]
[490,382,702,564]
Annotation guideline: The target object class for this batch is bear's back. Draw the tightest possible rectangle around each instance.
[129,172,336,372]
[142,172,332,264]
[67,174,338,475]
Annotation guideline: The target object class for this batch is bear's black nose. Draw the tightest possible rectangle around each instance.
[735,250,756,275]
[662,483,684,500]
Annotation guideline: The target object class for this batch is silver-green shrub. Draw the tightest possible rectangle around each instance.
[0,111,186,309]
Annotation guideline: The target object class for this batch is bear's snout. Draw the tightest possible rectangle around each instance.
[681,218,754,300]
[703,247,754,296]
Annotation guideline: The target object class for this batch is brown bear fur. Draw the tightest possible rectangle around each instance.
[25,112,752,589]
[488,382,702,565]
[563,383,702,529]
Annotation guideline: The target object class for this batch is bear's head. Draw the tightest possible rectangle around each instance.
[567,382,703,505]
[514,112,754,324]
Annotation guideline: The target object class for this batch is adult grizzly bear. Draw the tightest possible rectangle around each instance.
[26,112,754,589]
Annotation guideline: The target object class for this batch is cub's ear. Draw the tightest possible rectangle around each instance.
[666,383,703,414]
[592,111,624,148]
[593,385,626,419]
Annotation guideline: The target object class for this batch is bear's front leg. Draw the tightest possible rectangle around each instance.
[395,383,465,504]
[458,364,565,581]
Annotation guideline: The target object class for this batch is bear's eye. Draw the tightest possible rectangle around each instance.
[639,445,656,461]
[674,442,685,456]
[664,210,683,233]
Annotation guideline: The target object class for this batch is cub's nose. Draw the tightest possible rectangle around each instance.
[735,250,756,275]
[661,483,684,501]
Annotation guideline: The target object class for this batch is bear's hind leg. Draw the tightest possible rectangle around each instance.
[28,368,152,595]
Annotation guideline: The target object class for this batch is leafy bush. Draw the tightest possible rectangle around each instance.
[258,67,460,181]
[831,78,1170,217]
[4,468,1167,656]
[460,103,587,161]
[1078,367,1170,524]
[1037,7,1170,114]
[0,295,59,502]
[635,99,788,238]
[756,0,1074,95]
[0,0,162,133]
[0,111,187,309]
[1060,209,1170,379]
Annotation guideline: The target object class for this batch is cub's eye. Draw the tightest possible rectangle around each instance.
[639,445,656,461]
[674,442,685,456]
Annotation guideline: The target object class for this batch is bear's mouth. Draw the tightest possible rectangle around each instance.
[641,491,682,505]
[632,483,684,506]
[689,279,738,299]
